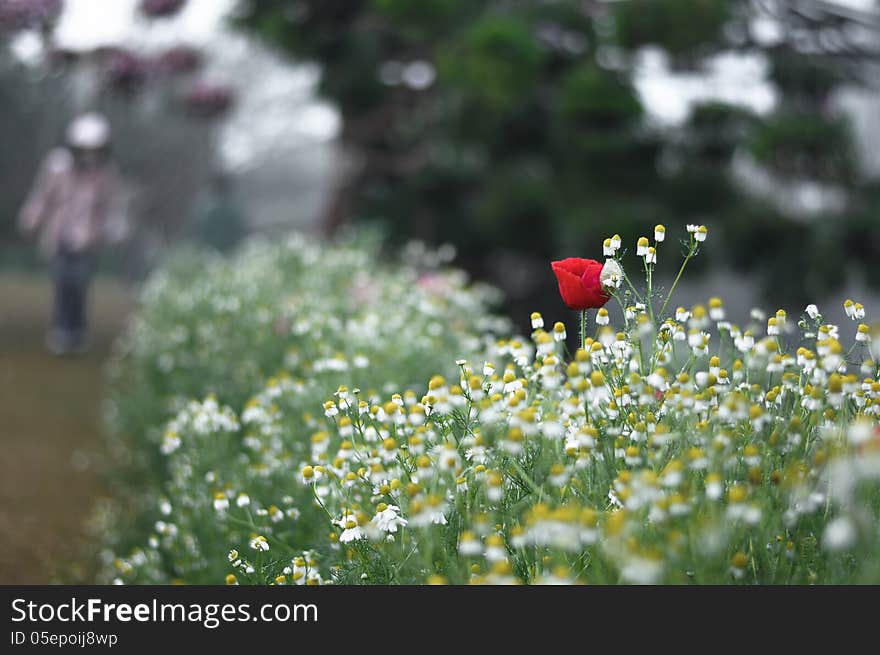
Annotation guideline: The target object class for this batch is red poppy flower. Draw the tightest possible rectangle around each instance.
[551,258,610,310]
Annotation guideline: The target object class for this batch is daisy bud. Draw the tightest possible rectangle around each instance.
[610,234,621,250]
[844,299,855,319]
[596,308,609,326]
[849,419,874,446]
[213,492,229,512]
[767,317,779,336]
[688,330,708,352]
[705,473,723,500]
[654,224,666,242]
[708,297,725,321]
[823,517,856,553]
[553,322,567,342]
[675,307,690,322]
[854,303,865,320]
[856,324,869,342]
[637,237,649,257]
[645,247,656,264]
[775,309,787,326]
[458,531,482,556]
[603,238,614,257]
[687,224,697,234]
[695,225,708,242]
[805,304,820,320]
[530,312,544,330]
[730,552,749,578]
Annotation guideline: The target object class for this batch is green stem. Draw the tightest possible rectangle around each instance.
[659,247,695,321]
[580,310,587,351]
[614,292,629,329]
[509,457,546,502]
[621,269,645,304]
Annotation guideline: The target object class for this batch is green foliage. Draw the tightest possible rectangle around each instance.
[441,17,544,115]
[372,0,468,36]
[685,102,757,163]
[614,0,731,61]
[770,50,842,104]
[750,112,854,181]
[557,65,642,128]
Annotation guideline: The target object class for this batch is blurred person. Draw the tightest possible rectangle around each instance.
[18,112,125,356]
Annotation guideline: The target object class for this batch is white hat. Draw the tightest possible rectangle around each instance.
[67,112,111,149]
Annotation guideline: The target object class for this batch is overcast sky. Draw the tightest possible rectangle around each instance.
[52,0,879,48]
[55,0,233,49]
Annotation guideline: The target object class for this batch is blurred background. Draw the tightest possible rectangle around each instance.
[1,0,880,582]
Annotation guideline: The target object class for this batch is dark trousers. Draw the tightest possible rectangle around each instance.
[51,246,92,342]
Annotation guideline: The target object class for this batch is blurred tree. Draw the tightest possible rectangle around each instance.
[236,1,657,317]
[728,0,880,304]
[234,0,879,311]
[615,0,731,66]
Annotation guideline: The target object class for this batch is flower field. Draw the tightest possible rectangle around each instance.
[100,227,880,585]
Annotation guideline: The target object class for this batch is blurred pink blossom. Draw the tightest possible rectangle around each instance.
[183,81,235,119]
[155,45,202,75]
[139,0,186,19]
[0,0,63,32]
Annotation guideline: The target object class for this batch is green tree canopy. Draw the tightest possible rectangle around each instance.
[236,0,880,309]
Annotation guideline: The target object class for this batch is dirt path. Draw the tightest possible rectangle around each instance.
[0,273,132,584]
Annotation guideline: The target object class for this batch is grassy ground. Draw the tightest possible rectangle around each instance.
[0,273,132,584]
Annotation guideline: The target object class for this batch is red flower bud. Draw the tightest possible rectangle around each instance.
[551,258,610,311]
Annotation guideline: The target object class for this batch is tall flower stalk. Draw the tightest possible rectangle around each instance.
[658,227,705,320]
